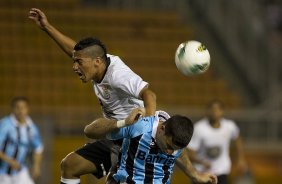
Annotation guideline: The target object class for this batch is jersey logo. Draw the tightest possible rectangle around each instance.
[97,85,111,99]
[205,146,221,159]
[136,150,175,165]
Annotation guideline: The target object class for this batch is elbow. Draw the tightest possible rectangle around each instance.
[84,125,95,139]
[84,124,104,139]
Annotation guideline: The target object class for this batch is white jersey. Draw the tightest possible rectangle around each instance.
[93,54,148,120]
[188,118,239,175]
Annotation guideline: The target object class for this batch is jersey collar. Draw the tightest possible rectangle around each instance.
[10,114,33,127]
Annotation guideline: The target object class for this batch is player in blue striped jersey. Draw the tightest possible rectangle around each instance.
[0,97,43,184]
[85,110,217,184]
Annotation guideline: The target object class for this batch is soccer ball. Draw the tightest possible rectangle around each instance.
[175,40,210,76]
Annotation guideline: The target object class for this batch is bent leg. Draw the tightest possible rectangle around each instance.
[61,151,97,179]
[60,140,114,183]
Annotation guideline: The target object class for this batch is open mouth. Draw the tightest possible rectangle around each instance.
[75,71,85,80]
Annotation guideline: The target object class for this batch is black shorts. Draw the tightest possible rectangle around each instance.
[75,139,121,179]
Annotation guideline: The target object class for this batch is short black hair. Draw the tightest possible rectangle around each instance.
[164,115,194,148]
[207,99,225,109]
[74,37,108,61]
[11,96,29,108]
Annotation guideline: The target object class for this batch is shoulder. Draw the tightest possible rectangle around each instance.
[221,118,238,129]
[128,116,154,137]
[0,116,13,131]
[0,116,12,126]
[108,54,129,70]
[106,55,133,81]
[194,118,208,130]
[27,119,40,134]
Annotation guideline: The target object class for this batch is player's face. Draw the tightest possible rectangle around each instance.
[13,100,29,122]
[72,50,98,83]
[207,103,223,121]
[156,125,182,155]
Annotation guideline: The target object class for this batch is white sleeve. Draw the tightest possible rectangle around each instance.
[230,121,240,140]
[187,125,201,151]
[111,69,148,98]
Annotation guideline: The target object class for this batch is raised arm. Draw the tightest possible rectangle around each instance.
[176,149,217,184]
[28,8,76,57]
[84,108,145,139]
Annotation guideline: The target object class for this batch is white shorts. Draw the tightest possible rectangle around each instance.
[0,169,34,184]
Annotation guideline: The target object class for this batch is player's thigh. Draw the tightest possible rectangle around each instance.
[71,140,114,178]
[61,151,97,176]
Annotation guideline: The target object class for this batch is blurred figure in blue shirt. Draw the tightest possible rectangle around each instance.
[0,97,43,184]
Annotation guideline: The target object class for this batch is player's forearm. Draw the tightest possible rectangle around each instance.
[0,151,14,165]
[43,24,76,57]
[32,152,42,172]
[235,137,246,162]
[84,118,118,139]
[141,89,156,116]
[176,150,199,182]
[187,148,206,165]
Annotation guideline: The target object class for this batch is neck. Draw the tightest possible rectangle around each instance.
[209,119,220,128]
[16,116,26,124]
[96,64,107,83]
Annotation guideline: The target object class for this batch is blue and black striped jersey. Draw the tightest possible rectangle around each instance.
[0,114,43,175]
[108,115,182,184]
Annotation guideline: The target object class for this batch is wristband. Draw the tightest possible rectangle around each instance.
[117,120,126,128]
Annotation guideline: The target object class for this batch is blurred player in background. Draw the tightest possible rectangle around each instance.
[84,109,218,184]
[28,8,156,184]
[187,100,247,184]
[0,97,43,184]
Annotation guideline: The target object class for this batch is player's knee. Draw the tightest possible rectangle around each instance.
[84,125,91,138]
[60,152,78,176]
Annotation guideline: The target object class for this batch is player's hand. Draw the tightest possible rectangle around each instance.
[31,165,41,180]
[28,8,50,30]
[125,108,145,126]
[194,172,218,184]
[236,159,248,175]
[8,159,21,171]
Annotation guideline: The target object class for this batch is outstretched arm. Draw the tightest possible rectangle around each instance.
[84,108,145,139]
[28,8,76,57]
[176,149,217,184]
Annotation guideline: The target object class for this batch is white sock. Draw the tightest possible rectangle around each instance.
[60,177,80,184]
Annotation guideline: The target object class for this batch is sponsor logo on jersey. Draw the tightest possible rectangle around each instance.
[100,85,110,99]
[136,150,175,165]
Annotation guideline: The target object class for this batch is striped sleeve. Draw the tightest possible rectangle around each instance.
[0,119,10,150]
[30,124,43,153]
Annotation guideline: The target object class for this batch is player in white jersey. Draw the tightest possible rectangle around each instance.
[187,100,247,184]
[28,8,156,184]
[92,53,148,120]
